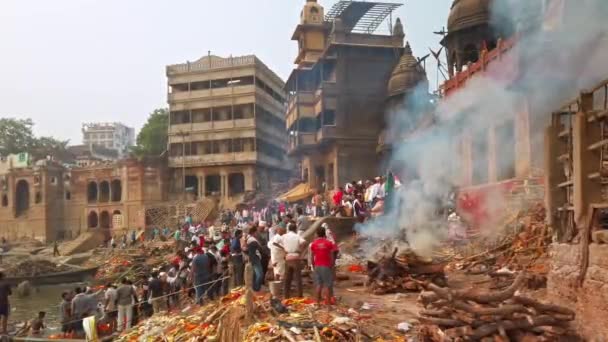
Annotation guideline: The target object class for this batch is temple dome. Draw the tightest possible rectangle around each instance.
[447,0,491,33]
[387,43,428,97]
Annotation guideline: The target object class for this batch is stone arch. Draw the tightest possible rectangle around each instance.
[111,179,122,202]
[88,211,99,228]
[99,181,110,203]
[228,173,245,196]
[87,181,98,203]
[15,180,30,217]
[100,211,111,229]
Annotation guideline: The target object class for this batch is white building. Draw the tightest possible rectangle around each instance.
[82,122,135,158]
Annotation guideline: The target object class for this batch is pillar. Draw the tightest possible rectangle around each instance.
[573,92,602,228]
[198,172,207,197]
[544,120,562,232]
[244,167,254,192]
[515,99,531,178]
[487,125,498,183]
[460,132,473,187]
[220,171,228,199]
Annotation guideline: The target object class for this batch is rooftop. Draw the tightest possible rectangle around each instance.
[325,0,403,34]
[166,54,285,88]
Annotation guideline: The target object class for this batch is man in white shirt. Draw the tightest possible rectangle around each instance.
[269,227,286,280]
[369,177,381,203]
[282,223,306,298]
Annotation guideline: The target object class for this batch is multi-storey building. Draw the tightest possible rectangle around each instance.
[166,54,288,205]
[82,122,135,158]
[285,0,407,192]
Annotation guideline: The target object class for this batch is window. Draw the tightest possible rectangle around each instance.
[35,192,42,204]
[1,195,7,207]
[65,191,71,200]
[323,110,336,126]
[232,139,244,152]
[50,177,57,185]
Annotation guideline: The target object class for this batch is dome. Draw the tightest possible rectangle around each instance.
[387,43,428,97]
[447,0,491,33]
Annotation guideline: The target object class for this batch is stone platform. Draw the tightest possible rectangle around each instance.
[548,243,608,340]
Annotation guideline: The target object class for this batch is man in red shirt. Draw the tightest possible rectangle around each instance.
[332,187,344,207]
[309,226,338,304]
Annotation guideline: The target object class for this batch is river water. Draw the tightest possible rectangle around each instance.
[9,283,84,331]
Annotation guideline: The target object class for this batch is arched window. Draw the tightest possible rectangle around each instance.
[35,192,42,204]
[87,181,98,203]
[99,181,110,202]
[88,211,99,228]
[15,180,30,217]
[310,7,319,14]
[111,180,122,202]
[100,211,111,229]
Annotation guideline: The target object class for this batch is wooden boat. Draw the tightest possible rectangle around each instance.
[4,266,99,286]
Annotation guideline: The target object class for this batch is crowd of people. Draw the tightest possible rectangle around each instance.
[0,173,405,337]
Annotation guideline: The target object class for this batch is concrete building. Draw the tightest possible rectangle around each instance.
[285,0,406,192]
[82,122,135,158]
[67,144,120,167]
[166,54,288,206]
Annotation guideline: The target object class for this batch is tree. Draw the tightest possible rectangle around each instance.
[132,108,169,157]
[0,118,37,155]
[31,136,70,160]
[0,118,69,160]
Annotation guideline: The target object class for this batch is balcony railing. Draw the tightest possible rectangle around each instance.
[168,84,256,102]
[167,55,256,75]
[169,151,285,169]
[169,119,255,134]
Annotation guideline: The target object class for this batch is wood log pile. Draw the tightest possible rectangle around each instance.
[449,203,550,291]
[417,273,579,341]
[367,247,447,295]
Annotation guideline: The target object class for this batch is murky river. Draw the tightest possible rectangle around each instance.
[9,283,84,331]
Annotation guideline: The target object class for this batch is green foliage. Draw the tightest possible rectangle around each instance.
[0,118,36,156]
[0,118,70,159]
[131,108,169,157]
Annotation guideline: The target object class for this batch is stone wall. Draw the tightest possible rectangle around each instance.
[547,243,608,340]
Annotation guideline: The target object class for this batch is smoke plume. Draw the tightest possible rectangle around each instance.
[357,0,608,256]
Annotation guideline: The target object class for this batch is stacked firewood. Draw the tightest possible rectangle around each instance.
[418,273,577,341]
[367,248,447,295]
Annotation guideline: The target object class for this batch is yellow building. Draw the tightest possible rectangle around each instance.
[166,55,288,207]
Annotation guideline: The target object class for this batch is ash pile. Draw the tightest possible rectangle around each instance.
[417,272,580,341]
[366,244,447,295]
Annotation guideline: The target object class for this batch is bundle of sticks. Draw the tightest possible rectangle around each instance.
[418,273,577,341]
[367,248,447,295]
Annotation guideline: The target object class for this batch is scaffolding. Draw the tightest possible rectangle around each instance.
[143,198,217,229]
[325,0,403,34]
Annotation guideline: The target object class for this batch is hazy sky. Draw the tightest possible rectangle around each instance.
[0,0,452,143]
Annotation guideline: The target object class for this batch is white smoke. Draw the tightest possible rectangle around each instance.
[357,0,608,256]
